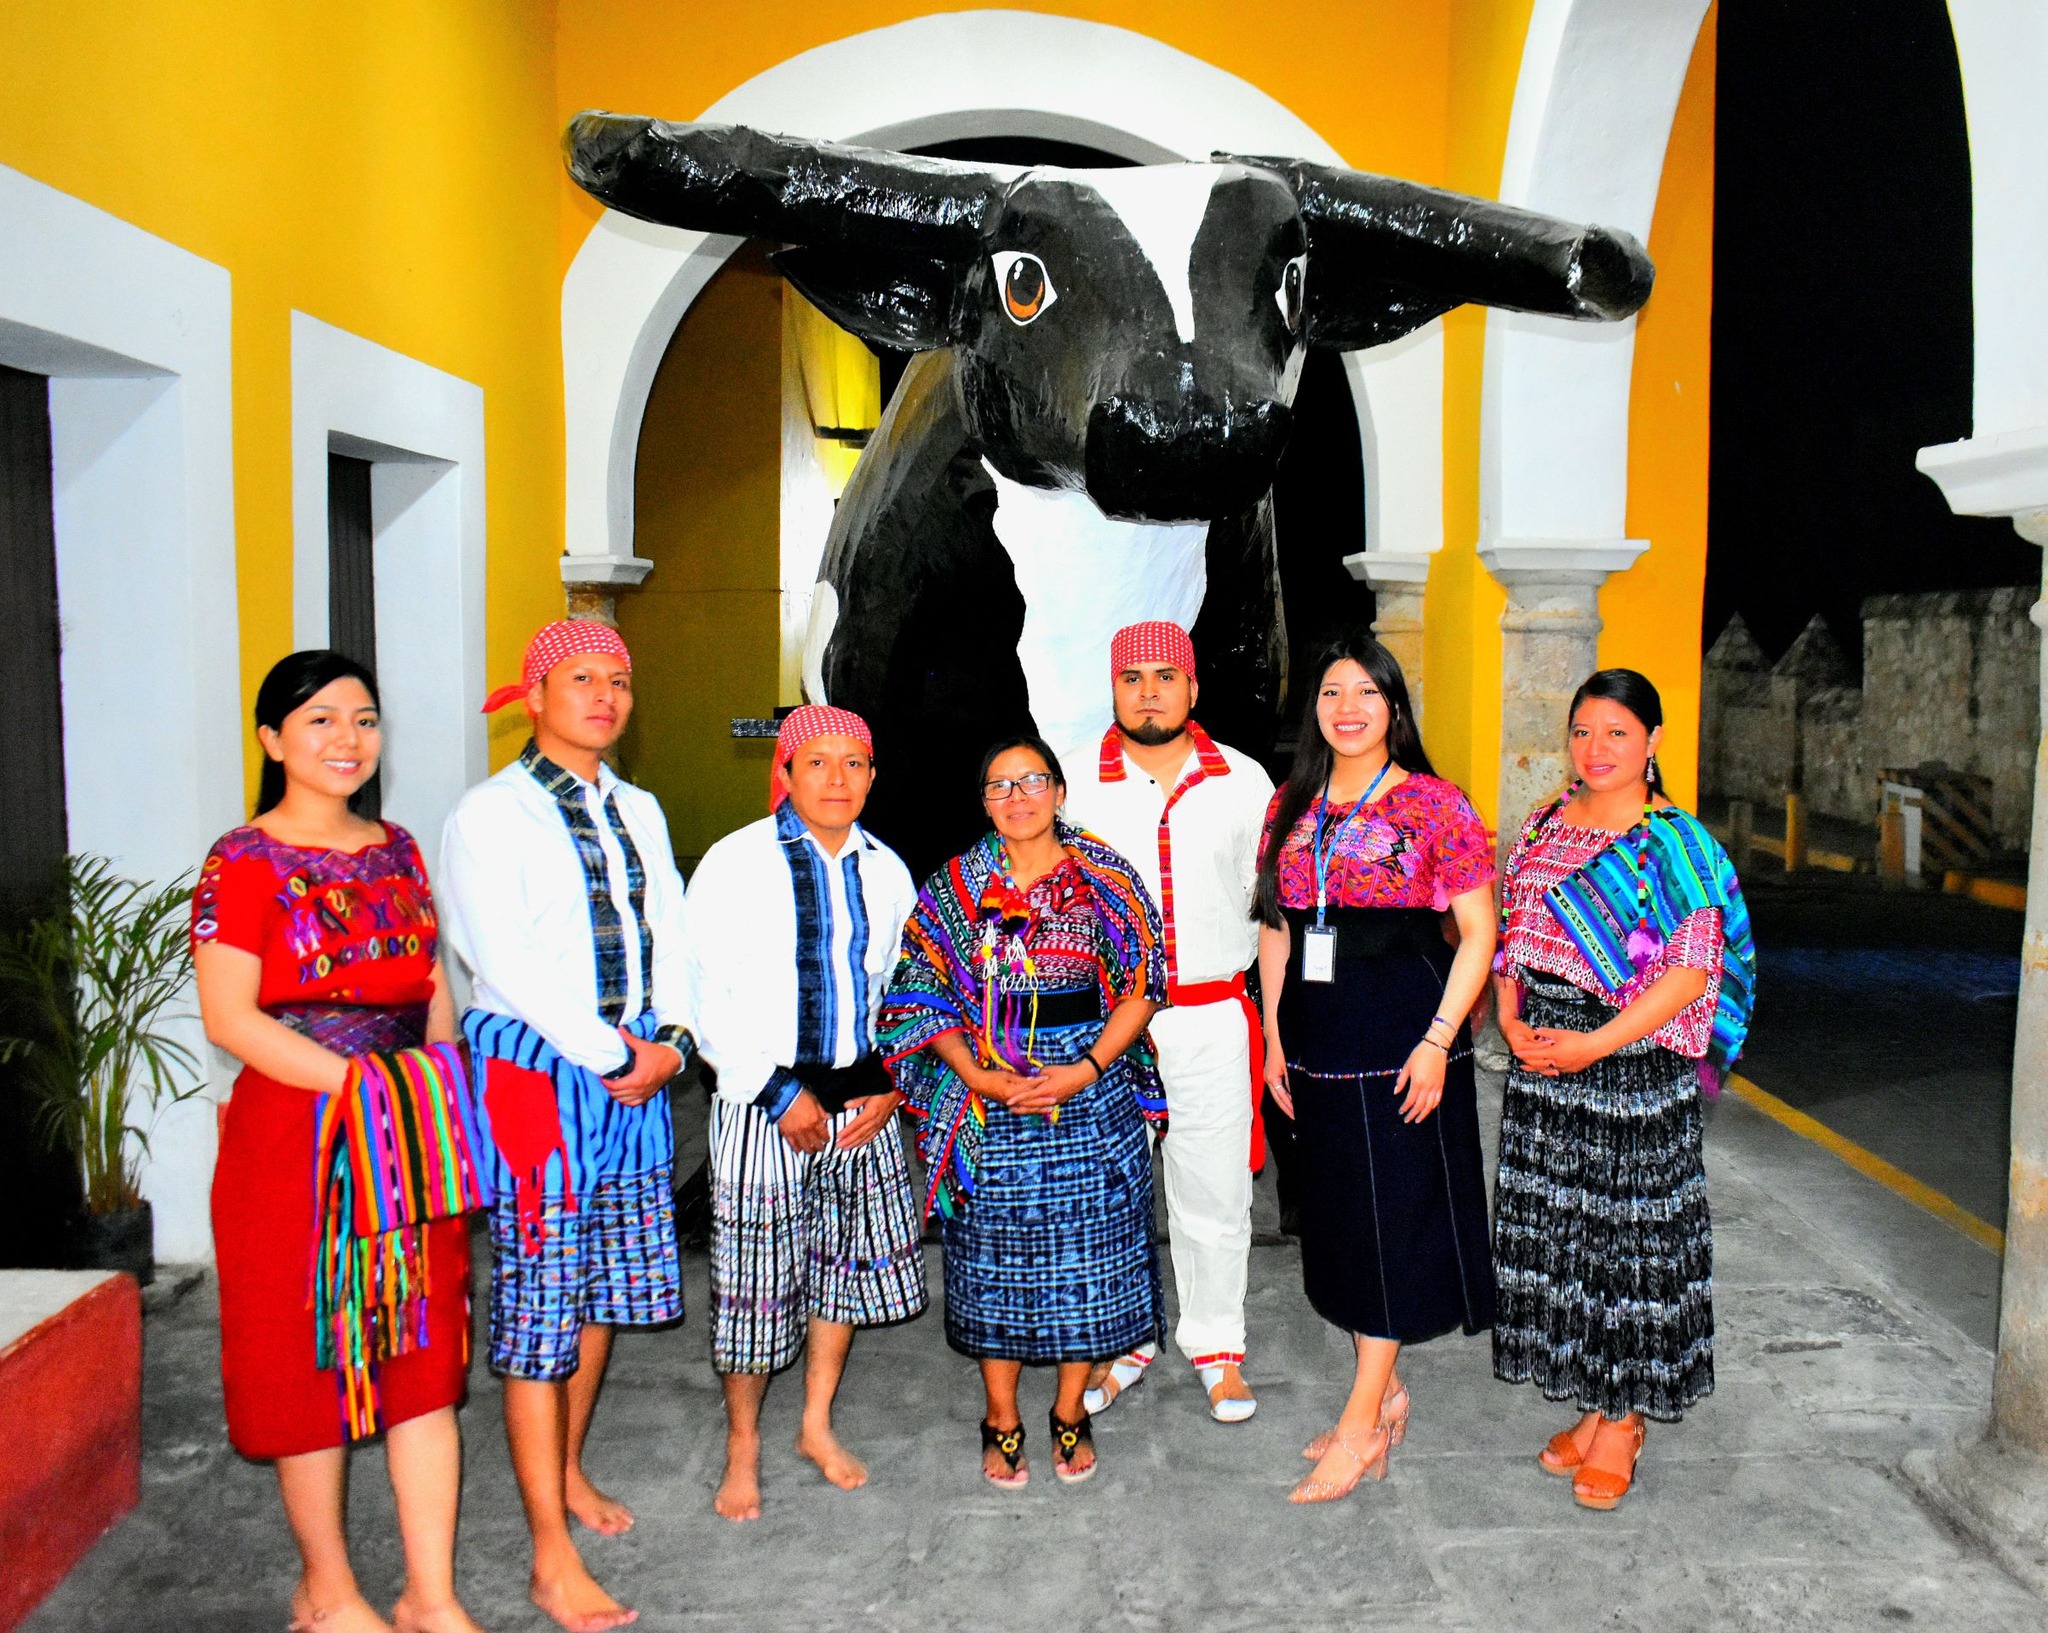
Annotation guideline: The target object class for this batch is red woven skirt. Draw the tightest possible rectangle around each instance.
[212,1071,472,1459]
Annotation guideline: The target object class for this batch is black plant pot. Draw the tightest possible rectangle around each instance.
[75,1200,154,1286]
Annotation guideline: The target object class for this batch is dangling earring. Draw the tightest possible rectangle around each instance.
[1646,752,1660,787]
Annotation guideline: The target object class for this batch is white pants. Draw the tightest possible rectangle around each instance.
[1150,996,1255,1364]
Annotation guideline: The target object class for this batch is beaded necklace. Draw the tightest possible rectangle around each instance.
[1501,779,1662,962]
[977,839,1050,1079]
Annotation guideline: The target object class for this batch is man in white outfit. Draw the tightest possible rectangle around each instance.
[1061,621,1274,1422]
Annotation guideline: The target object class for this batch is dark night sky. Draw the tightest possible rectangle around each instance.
[1706,0,2037,667]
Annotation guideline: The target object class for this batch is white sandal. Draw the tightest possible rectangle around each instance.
[1082,1345,1155,1415]
[1198,1359,1258,1423]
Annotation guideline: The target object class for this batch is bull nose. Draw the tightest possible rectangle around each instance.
[1083,394,1293,523]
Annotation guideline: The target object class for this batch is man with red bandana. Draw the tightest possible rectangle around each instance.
[679,705,926,1522]
[1062,621,1275,1424]
[441,620,692,1633]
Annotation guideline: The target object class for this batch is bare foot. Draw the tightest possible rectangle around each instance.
[714,1429,762,1522]
[566,1466,635,1536]
[796,1422,869,1491]
[530,1561,637,1633]
[391,1590,489,1633]
[289,1584,393,1633]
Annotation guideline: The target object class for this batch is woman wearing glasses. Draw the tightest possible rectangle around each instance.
[1257,634,1498,1504]
[882,735,1166,1489]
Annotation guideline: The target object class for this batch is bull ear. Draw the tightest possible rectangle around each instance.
[771,246,961,352]
[1220,155,1654,351]
[566,114,1004,261]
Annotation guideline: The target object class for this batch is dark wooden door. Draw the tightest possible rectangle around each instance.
[327,452,381,818]
[0,362,84,1265]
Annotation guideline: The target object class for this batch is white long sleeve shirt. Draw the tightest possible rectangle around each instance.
[438,743,692,1076]
[1061,723,1274,987]
[679,805,916,1114]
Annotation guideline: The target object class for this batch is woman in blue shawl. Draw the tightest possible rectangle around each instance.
[882,735,1166,1490]
[1492,669,1754,1514]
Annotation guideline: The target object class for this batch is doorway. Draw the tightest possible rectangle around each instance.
[0,361,84,1264]
[326,450,381,818]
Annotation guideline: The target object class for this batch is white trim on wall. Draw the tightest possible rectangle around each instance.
[289,312,487,867]
[0,160,239,1264]
[559,8,1448,597]
[1480,0,1712,569]
[1919,3,2048,518]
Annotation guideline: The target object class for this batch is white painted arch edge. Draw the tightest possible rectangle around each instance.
[1480,0,1712,565]
[0,159,241,1263]
[289,312,489,868]
[559,8,1447,582]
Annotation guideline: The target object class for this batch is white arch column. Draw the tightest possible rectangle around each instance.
[1480,0,1711,835]
[559,11,1446,681]
[1904,2,2048,1588]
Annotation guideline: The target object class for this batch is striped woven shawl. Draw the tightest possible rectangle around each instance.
[881,819,1168,1220]
[1542,806,1755,1073]
[310,1042,486,1440]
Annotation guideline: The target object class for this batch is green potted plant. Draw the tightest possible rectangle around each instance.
[0,855,203,1285]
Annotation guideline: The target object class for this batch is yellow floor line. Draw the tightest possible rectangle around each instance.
[1725,1073,2005,1255]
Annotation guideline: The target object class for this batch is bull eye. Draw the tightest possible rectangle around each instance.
[1276,254,1308,336]
[991,250,1057,326]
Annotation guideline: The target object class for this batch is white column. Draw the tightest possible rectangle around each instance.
[1344,550,1430,725]
[1482,541,1646,844]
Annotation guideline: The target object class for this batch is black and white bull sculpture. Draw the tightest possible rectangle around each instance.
[566,115,1653,870]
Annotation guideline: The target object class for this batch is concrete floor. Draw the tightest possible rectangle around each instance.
[27,1064,2040,1633]
[1736,870,2023,1236]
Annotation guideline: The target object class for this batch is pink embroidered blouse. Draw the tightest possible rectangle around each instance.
[1262,772,1494,912]
[1498,818,1723,1058]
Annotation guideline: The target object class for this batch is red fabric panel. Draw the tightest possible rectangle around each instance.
[0,1275,140,1631]
[213,1072,471,1459]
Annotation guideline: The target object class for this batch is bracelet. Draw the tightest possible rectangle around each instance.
[1081,1053,1105,1082]
[1428,1014,1456,1034]
[1420,1036,1449,1053]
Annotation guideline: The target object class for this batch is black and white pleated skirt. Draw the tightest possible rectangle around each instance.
[1492,974,1715,1422]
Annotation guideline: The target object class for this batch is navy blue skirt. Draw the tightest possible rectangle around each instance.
[1277,907,1497,1344]
[940,1006,1163,1363]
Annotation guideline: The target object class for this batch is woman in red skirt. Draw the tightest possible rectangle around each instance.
[194,651,483,1633]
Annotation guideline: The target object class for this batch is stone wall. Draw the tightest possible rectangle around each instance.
[1699,587,2039,851]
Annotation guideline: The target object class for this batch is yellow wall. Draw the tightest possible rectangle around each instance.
[1427,0,1539,825]
[1607,7,1717,809]
[0,0,568,800]
[0,1,1717,832]
[1425,2,1716,828]
[614,247,783,866]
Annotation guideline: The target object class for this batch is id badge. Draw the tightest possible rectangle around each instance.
[1302,925,1337,984]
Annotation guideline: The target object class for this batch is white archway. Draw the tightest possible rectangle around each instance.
[557,9,1444,599]
[1479,0,1713,835]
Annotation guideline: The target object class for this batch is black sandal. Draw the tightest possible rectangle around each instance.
[1049,1408,1097,1486]
[981,1419,1028,1488]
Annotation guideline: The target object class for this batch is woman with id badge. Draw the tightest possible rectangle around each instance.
[1253,635,1497,1503]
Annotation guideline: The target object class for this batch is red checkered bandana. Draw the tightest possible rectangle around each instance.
[1110,620,1197,680]
[770,704,874,811]
[481,620,632,713]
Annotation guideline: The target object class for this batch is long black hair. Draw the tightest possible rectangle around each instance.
[1254,633,1432,927]
[1568,668,1665,797]
[253,650,379,815]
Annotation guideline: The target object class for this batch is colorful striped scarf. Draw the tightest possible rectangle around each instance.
[1542,805,1756,1076]
[310,1042,486,1441]
[462,1008,676,1255]
[881,819,1167,1220]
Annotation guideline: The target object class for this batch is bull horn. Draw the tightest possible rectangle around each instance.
[565,114,1007,261]
[1221,154,1654,351]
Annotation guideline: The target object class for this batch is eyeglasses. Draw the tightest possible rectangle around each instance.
[983,771,1055,801]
